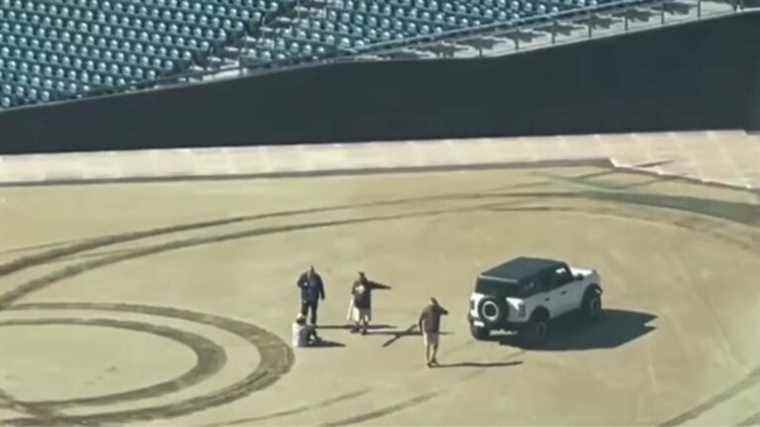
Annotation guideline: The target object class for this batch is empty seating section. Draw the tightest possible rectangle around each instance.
[239,0,604,63]
[1,0,620,109]
[0,0,283,108]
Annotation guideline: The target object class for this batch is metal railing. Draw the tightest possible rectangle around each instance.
[351,0,740,59]
[0,0,744,113]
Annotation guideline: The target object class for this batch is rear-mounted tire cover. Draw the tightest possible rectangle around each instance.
[477,297,506,326]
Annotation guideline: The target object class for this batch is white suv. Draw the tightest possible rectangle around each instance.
[468,257,603,346]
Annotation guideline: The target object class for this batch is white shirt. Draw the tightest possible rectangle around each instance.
[292,323,309,347]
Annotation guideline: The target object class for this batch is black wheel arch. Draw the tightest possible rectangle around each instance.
[584,283,602,298]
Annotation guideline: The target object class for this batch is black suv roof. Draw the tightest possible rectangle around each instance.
[479,257,564,284]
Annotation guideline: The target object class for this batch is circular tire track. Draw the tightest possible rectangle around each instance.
[0,303,293,426]
[0,175,758,426]
[0,317,227,409]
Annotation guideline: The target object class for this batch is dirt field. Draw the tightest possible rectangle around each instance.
[1,160,759,426]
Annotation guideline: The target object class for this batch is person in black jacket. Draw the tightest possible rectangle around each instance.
[349,272,391,335]
[297,266,326,325]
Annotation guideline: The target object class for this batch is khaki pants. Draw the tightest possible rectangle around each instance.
[352,307,371,323]
[423,331,440,364]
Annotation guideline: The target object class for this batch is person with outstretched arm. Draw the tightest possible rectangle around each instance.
[349,272,391,335]
[297,266,326,325]
[418,298,448,368]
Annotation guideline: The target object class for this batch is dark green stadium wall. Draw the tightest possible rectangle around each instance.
[1,11,760,154]
[748,54,760,131]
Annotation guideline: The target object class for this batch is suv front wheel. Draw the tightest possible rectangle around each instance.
[522,314,549,347]
[581,287,603,322]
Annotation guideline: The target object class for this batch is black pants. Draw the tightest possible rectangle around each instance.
[300,300,319,325]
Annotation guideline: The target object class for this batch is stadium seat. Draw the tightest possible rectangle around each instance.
[0,0,638,110]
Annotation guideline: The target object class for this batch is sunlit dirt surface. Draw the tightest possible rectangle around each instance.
[0,163,759,426]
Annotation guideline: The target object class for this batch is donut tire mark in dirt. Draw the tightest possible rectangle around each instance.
[659,366,760,427]
[316,348,527,427]
[0,167,758,425]
[4,190,758,314]
[320,392,440,427]
[200,389,373,427]
[0,303,294,426]
[0,205,513,310]
[0,317,227,409]
[738,410,760,426]
[0,185,570,282]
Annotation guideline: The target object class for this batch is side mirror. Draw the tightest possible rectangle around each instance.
[574,274,584,281]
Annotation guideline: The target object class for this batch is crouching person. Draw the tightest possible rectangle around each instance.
[292,314,321,347]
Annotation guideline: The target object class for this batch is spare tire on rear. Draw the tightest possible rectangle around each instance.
[477,297,506,327]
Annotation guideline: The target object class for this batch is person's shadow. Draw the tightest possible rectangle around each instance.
[434,361,523,368]
[316,324,395,331]
[374,325,453,347]
[302,338,345,348]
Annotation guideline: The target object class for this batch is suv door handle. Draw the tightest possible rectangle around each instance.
[560,291,567,295]
[544,297,550,301]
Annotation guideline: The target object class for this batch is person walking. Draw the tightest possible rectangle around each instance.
[418,298,448,368]
[296,266,326,325]
[349,272,391,335]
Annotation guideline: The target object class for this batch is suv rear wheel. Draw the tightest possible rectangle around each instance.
[522,311,549,347]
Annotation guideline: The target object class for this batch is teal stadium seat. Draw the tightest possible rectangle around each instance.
[1,0,622,109]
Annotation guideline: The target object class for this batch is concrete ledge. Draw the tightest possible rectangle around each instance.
[0,131,757,194]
